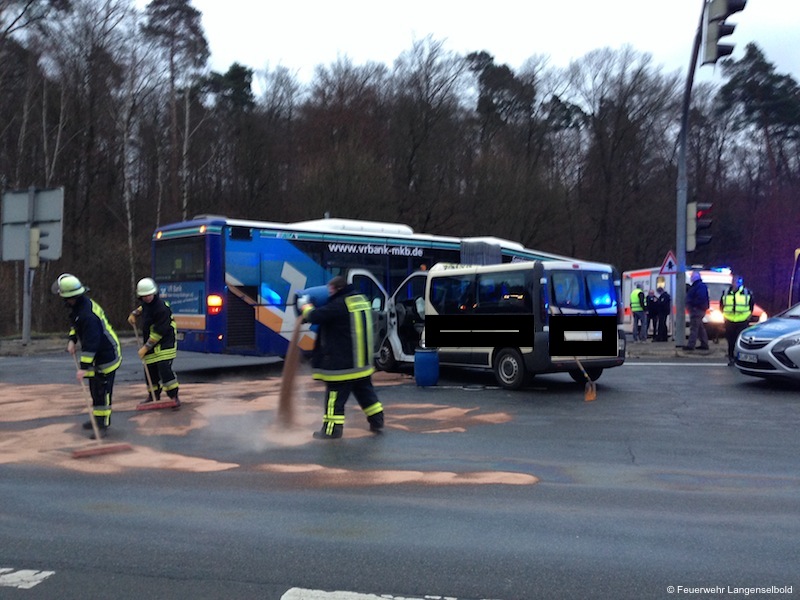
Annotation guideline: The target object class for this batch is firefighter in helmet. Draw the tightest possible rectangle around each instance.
[52,273,122,438]
[127,277,181,408]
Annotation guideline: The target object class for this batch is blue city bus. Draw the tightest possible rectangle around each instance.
[151,215,569,359]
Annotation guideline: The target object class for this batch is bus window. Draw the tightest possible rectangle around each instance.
[154,237,206,282]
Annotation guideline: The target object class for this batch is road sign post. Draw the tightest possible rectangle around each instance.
[1,187,64,344]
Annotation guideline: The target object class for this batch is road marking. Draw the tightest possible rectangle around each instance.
[0,568,55,589]
[281,589,500,600]
[626,362,727,367]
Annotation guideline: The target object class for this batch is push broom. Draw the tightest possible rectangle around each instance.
[133,323,179,411]
[574,356,597,402]
[71,353,133,459]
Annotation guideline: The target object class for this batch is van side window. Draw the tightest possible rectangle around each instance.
[430,275,473,314]
[476,272,530,313]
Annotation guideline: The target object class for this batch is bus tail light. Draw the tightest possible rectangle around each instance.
[207,294,223,315]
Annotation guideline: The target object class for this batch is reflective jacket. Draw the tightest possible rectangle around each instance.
[68,295,121,375]
[302,284,375,382]
[630,289,644,312]
[721,287,753,323]
[137,295,177,364]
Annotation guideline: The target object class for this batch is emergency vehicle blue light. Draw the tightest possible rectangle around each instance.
[593,294,613,307]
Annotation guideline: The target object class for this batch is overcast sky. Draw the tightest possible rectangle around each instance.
[171,1,799,84]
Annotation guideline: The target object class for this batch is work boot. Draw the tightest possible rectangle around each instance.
[312,425,342,440]
[171,396,181,410]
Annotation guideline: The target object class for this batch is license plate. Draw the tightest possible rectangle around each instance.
[738,352,757,363]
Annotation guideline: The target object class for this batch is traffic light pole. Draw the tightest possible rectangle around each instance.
[22,187,35,345]
[675,0,707,348]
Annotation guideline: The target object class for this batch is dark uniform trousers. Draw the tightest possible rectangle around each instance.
[322,376,384,437]
[88,371,115,428]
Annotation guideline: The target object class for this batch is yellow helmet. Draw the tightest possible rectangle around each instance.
[52,273,86,298]
[136,277,158,297]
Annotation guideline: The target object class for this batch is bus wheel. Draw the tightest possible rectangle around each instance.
[375,340,397,372]
[493,348,526,390]
[569,368,603,383]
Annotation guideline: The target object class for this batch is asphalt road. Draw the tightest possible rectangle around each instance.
[1,349,798,599]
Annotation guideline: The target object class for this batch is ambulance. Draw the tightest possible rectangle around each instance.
[621,266,767,340]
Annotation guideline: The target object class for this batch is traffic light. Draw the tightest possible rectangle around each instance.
[28,227,50,268]
[703,0,746,65]
[695,201,713,248]
[687,201,713,252]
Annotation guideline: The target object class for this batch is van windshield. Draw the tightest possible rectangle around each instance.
[550,270,616,311]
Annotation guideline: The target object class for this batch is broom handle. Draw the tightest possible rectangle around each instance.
[132,322,158,402]
[574,356,591,383]
[73,351,103,442]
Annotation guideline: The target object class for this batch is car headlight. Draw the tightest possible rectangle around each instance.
[772,336,800,354]
[706,309,725,324]
[772,336,800,369]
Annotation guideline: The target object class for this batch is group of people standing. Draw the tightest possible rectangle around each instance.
[630,284,672,343]
[632,271,755,366]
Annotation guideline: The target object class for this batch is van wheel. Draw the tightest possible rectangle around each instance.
[493,348,527,390]
[569,368,603,383]
[375,339,397,372]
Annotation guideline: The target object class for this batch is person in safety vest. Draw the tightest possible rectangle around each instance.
[721,276,755,366]
[127,277,181,408]
[52,273,122,439]
[300,275,385,439]
[629,284,646,343]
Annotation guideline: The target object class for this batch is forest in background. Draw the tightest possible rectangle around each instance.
[2,0,800,337]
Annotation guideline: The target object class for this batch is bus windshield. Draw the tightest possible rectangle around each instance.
[154,237,206,282]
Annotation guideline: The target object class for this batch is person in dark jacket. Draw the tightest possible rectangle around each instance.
[127,277,181,407]
[301,276,385,439]
[684,272,710,350]
[53,273,122,438]
[645,289,658,340]
[655,286,671,342]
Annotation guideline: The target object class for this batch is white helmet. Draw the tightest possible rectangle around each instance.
[136,277,158,297]
[52,273,86,298]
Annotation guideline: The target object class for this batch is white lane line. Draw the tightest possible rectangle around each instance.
[0,568,56,589]
[281,589,499,600]
[625,362,727,366]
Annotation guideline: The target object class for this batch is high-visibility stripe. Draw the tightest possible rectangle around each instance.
[363,402,383,417]
[312,366,375,382]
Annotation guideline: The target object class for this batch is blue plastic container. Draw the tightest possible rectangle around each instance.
[414,348,439,386]
[297,285,330,308]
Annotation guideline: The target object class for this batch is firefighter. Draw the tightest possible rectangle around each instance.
[127,277,181,407]
[721,276,754,366]
[300,276,385,439]
[52,273,122,438]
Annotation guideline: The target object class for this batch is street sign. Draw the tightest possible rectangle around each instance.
[659,250,678,275]
[1,188,63,261]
